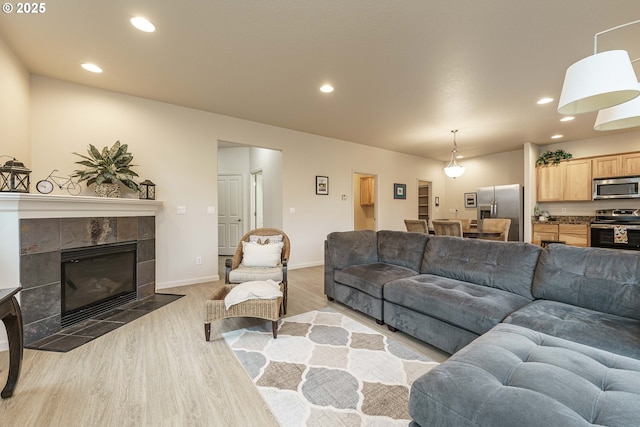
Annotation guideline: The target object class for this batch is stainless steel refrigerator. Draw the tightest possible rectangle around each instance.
[476,184,523,241]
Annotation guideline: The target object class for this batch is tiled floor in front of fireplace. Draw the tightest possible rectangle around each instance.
[25,293,183,353]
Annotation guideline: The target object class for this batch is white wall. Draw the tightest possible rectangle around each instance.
[250,147,283,229]
[0,36,30,167]
[31,77,219,288]
[0,37,30,349]
[28,76,446,285]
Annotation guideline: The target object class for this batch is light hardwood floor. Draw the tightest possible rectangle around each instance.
[0,262,448,427]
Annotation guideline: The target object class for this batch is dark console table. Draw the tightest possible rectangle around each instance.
[0,287,23,398]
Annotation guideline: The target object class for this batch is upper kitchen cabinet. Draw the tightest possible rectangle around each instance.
[360,176,375,206]
[592,152,640,178]
[564,159,592,201]
[537,159,591,202]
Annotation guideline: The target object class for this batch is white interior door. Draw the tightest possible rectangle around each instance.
[218,174,243,256]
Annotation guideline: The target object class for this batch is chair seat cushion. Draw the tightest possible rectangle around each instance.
[410,323,640,427]
[229,265,284,283]
[224,279,282,309]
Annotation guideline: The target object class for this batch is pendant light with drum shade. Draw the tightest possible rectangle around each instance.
[557,20,640,133]
[557,20,640,116]
[444,130,465,178]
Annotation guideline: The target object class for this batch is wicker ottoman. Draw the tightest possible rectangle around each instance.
[204,284,283,340]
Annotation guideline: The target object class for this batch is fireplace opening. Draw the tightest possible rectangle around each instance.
[61,242,137,328]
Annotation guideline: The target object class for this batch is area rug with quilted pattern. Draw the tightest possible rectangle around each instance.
[222,309,439,426]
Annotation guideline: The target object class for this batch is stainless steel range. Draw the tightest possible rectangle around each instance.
[590,208,640,251]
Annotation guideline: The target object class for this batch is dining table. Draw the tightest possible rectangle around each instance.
[428,227,502,239]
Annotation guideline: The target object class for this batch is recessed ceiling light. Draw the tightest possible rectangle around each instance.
[551,134,564,139]
[537,97,554,105]
[320,84,334,93]
[456,155,464,159]
[131,17,155,32]
[560,116,575,122]
[81,63,103,73]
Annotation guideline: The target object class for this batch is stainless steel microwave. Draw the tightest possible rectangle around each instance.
[593,176,640,199]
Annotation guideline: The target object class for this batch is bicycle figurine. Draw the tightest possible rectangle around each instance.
[36,170,82,195]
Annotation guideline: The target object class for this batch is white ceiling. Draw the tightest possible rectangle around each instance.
[1,1,640,161]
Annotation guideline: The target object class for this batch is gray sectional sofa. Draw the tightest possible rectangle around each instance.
[324,230,640,427]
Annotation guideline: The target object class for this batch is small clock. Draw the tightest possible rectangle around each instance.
[36,180,54,194]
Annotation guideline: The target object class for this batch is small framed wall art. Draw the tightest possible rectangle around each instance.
[464,192,477,208]
[316,176,329,195]
[394,183,406,199]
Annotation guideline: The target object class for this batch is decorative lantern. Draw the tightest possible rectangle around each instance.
[139,179,156,200]
[0,158,31,193]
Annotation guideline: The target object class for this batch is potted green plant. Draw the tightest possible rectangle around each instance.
[72,140,140,197]
[536,149,572,166]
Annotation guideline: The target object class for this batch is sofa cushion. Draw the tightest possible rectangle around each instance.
[326,230,378,269]
[334,263,418,298]
[385,274,532,335]
[410,323,640,427]
[504,299,640,359]
[377,230,429,271]
[421,236,541,299]
[532,244,640,320]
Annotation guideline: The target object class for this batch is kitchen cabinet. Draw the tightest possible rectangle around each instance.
[592,152,640,178]
[537,159,591,202]
[360,176,375,206]
[621,153,640,176]
[559,224,589,247]
[532,223,589,247]
[563,159,592,201]
[537,164,563,202]
[532,224,559,246]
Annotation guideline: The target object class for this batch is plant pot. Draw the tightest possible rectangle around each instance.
[95,183,121,198]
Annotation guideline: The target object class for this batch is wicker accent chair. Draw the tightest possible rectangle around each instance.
[481,218,511,241]
[204,228,290,341]
[432,220,463,237]
[404,219,428,233]
[225,227,290,310]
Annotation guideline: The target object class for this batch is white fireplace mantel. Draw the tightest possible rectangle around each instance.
[0,193,162,218]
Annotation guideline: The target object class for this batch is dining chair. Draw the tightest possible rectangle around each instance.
[481,218,511,241]
[404,219,428,233]
[432,220,463,237]
[458,219,471,230]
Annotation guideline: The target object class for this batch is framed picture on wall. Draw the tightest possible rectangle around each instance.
[394,183,406,199]
[316,176,329,195]
[464,192,477,208]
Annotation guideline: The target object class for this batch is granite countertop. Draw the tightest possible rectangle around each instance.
[531,216,594,225]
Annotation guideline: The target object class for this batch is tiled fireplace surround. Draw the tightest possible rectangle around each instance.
[21,216,156,344]
[0,194,161,345]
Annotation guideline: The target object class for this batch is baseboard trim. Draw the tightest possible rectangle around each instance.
[288,261,323,269]
[157,275,220,290]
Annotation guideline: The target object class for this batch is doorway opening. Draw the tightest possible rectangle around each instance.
[353,172,377,231]
[418,180,432,226]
